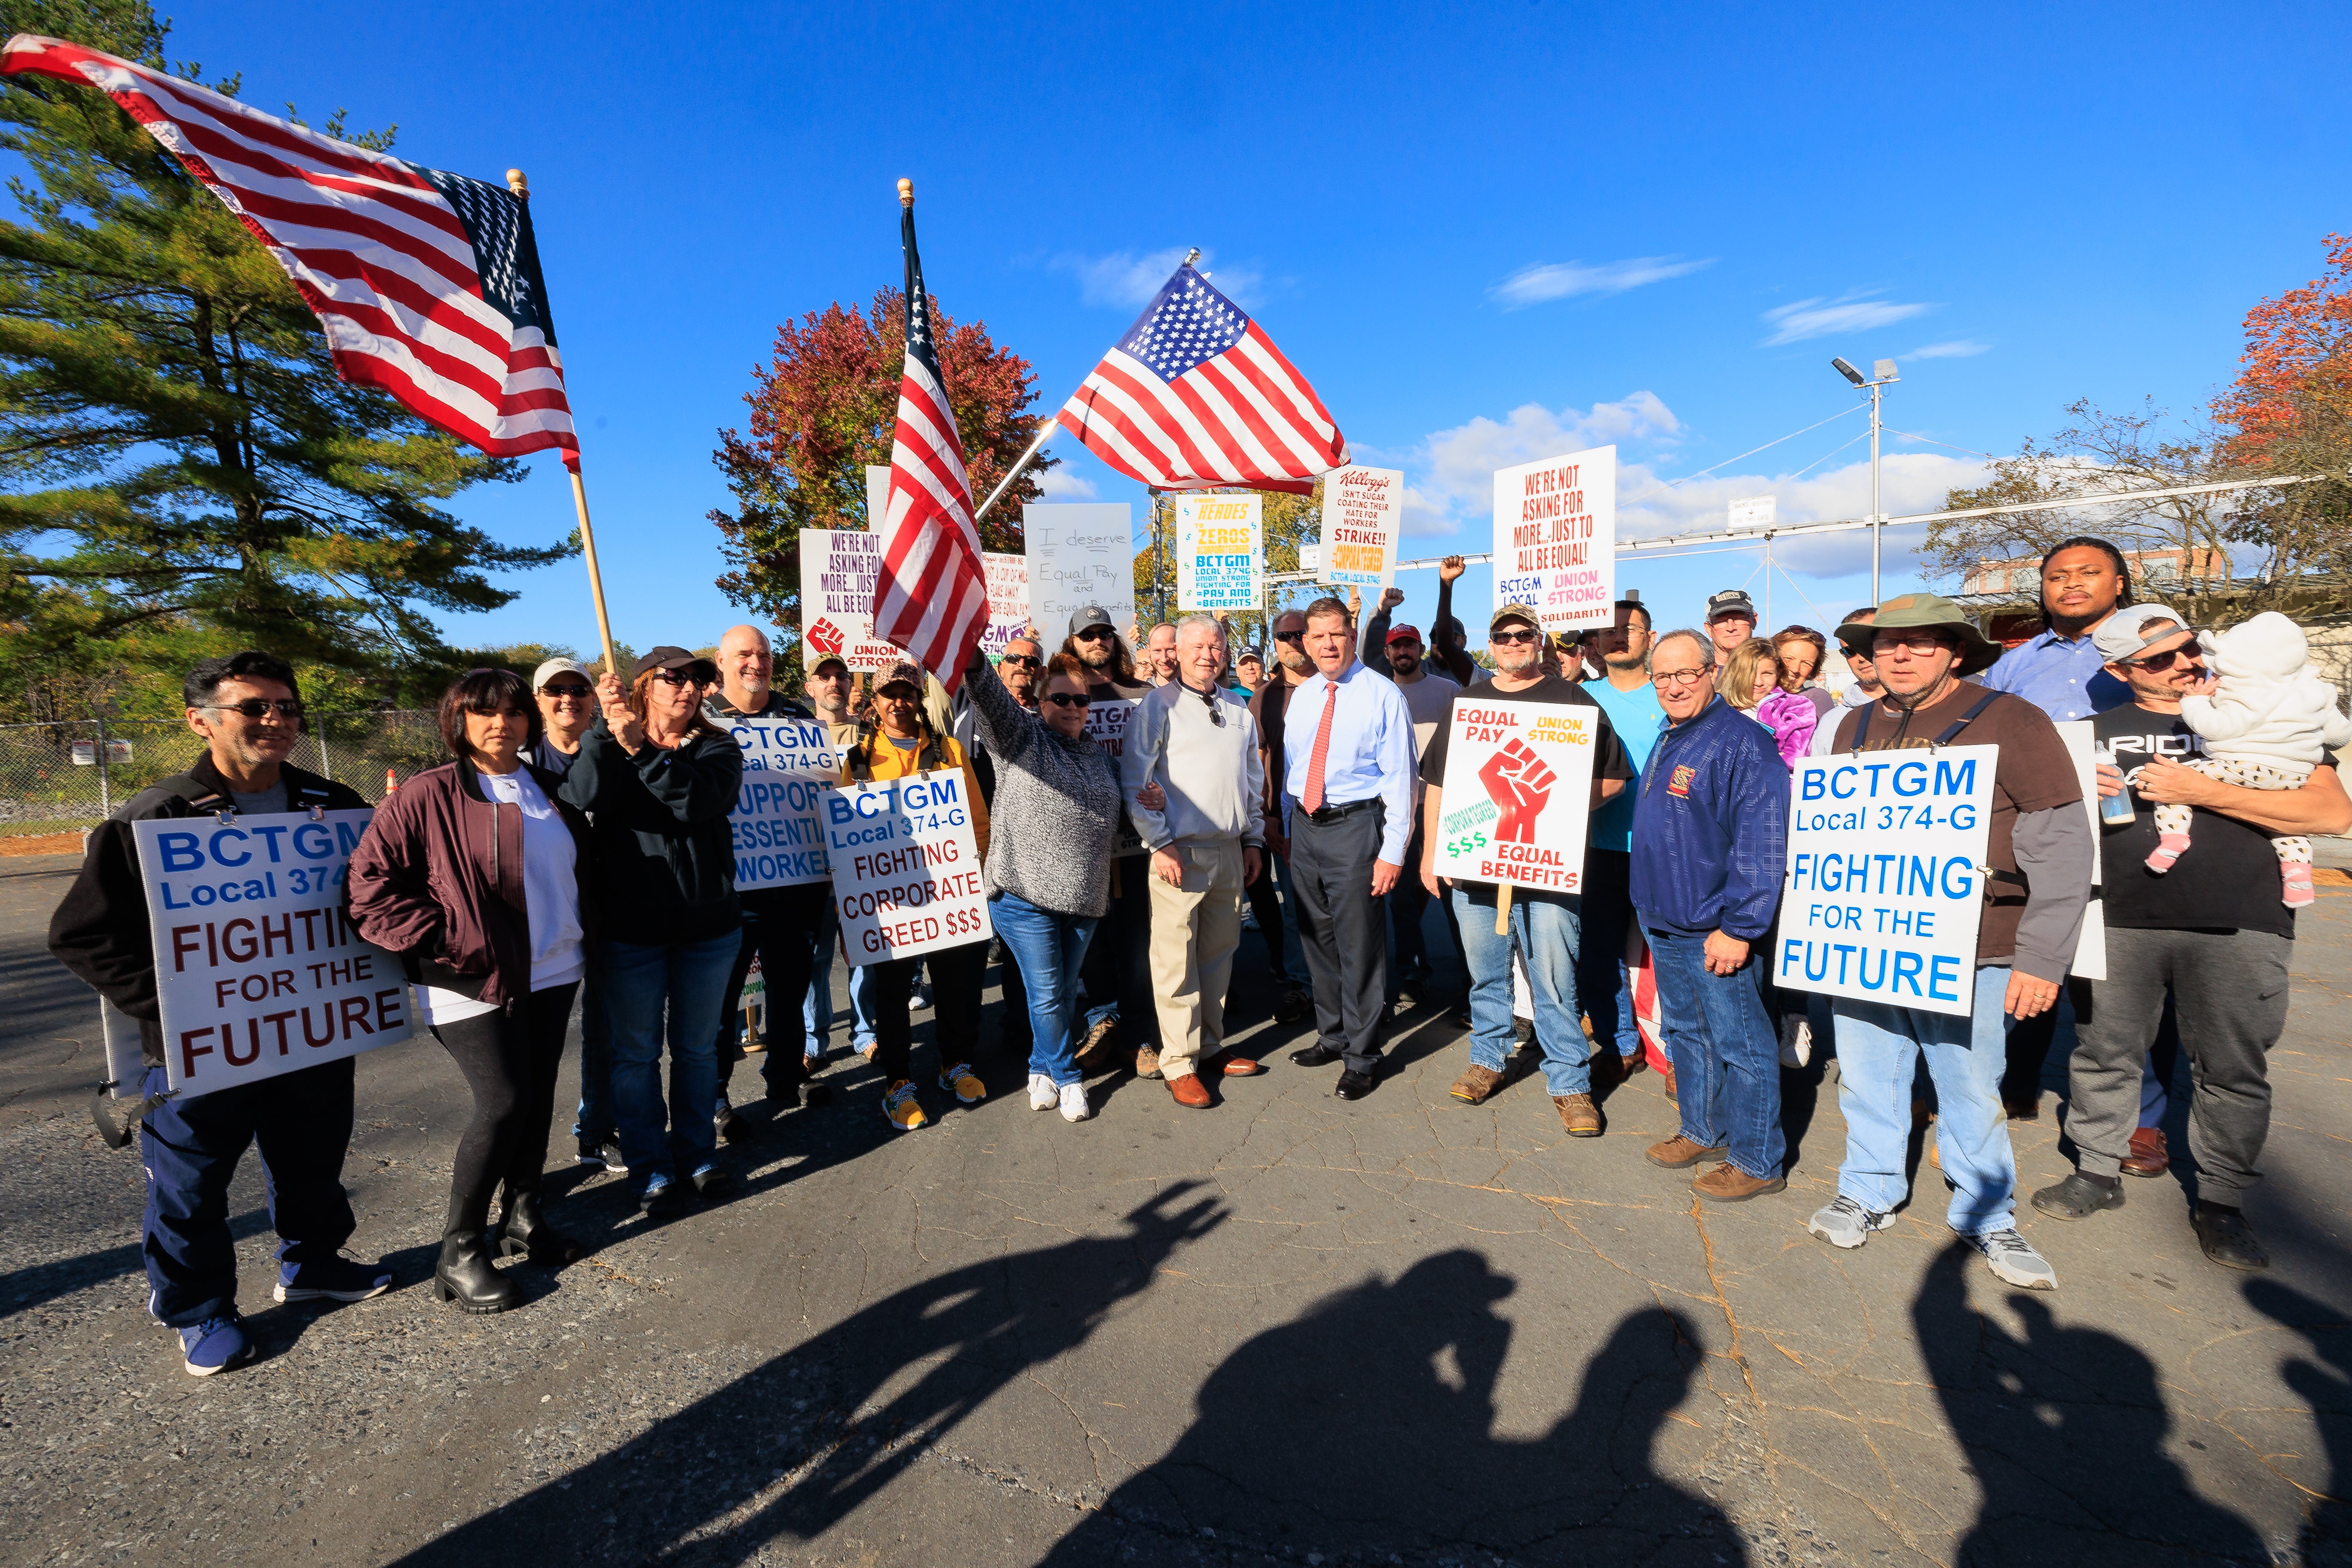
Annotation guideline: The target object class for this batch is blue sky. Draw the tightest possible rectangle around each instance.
[156,0,2352,656]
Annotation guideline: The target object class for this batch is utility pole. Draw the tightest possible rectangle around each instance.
[1834,356,1901,605]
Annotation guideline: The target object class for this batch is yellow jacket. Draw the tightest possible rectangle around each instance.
[836,725,990,861]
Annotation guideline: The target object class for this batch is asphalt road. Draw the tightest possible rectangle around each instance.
[4,850,2350,1567]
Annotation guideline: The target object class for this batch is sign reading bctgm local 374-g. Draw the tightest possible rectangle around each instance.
[825,770,992,965]
[725,714,842,891]
[1775,745,1998,1018]
[135,809,414,1093]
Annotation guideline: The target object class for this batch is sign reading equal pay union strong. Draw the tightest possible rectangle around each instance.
[1774,745,1998,1019]
[1429,698,1601,892]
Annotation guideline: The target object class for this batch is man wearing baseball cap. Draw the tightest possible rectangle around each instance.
[1704,589,1757,662]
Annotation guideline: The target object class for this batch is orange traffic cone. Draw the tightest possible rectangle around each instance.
[383,766,398,795]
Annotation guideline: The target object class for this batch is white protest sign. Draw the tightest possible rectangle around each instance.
[824,771,992,965]
[800,528,903,672]
[865,464,891,529]
[1026,503,1134,645]
[1321,466,1403,589]
[1175,493,1262,612]
[1728,494,1775,531]
[1297,541,1322,578]
[1429,698,1602,891]
[723,713,842,890]
[1776,745,1998,1017]
[135,810,413,1094]
[2055,720,2106,982]
[981,551,1028,657]
[1084,695,1145,854]
[1492,444,1615,633]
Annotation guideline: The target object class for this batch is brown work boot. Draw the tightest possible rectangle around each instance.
[1553,1093,1602,1137]
[1135,1044,1162,1080]
[2122,1126,2170,1177]
[1646,1133,1727,1169]
[1167,1072,1210,1109]
[1692,1162,1786,1201]
[1449,1063,1505,1105]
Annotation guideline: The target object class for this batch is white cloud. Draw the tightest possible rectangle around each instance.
[1490,256,1712,308]
[1615,451,1989,580]
[1032,466,1097,500]
[1052,247,1263,310]
[1761,292,1934,346]
[1414,392,1682,526]
[1907,339,1991,359]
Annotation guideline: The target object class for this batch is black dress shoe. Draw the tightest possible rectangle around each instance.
[1290,1043,1344,1068]
[692,1167,738,1201]
[1334,1067,1379,1101]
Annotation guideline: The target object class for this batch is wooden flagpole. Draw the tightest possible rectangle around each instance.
[508,168,619,678]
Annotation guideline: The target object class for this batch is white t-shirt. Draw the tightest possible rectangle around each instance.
[417,768,585,1025]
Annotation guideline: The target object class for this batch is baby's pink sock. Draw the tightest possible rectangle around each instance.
[2283,861,2317,908]
[2145,832,2191,873]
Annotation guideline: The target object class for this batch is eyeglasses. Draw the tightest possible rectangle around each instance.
[1272,629,1306,645]
[542,683,593,700]
[205,699,305,720]
[1073,626,1115,643]
[1491,628,1540,646]
[1651,668,1712,689]
[1001,653,1041,669]
[1041,691,1093,709]
[1871,633,1951,656]
[2124,645,2205,673]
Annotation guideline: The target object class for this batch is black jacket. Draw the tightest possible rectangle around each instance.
[557,716,745,946]
[48,757,367,1069]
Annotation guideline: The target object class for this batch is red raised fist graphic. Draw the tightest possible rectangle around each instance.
[806,617,845,657]
[1478,738,1556,844]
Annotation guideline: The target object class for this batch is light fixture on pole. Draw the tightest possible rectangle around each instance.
[1832,357,1901,603]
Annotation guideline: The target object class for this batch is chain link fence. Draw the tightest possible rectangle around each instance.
[0,710,447,838]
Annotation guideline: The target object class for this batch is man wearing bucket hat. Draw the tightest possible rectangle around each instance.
[1803,593,2092,1291]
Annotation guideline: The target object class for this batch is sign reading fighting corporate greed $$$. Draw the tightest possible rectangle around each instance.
[1429,698,1602,892]
[981,551,1029,657]
[799,528,904,673]
[1025,502,1134,645]
[134,810,413,1093]
[1775,745,1999,1017]
[1492,444,1616,634]
[824,771,992,964]
[1175,493,1262,612]
[725,714,842,891]
[1320,466,1403,589]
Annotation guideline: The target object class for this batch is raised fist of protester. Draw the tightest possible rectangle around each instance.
[1478,738,1556,844]
[1439,555,1467,583]
[597,672,646,754]
[1378,586,1406,612]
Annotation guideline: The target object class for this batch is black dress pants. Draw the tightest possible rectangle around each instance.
[1290,799,1390,1073]
[432,981,580,1232]
[868,937,989,1085]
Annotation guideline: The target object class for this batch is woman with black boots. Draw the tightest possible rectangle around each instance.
[350,668,592,1312]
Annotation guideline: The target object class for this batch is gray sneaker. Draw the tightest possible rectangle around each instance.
[1807,1194,1894,1250]
[1972,1227,2057,1290]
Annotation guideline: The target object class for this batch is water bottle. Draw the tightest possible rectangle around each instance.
[2097,745,2135,825]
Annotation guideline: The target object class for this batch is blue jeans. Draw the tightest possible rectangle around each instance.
[847,959,879,1055]
[598,930,743,1189]
[992,891,1102,1088]
[1578,849,1640,1060]
[1643,924,1785,1180]
[573,974,614,1144]
[805,898,838,1055]
[1451,887,1591,1095]
[1831,965,2017,1234]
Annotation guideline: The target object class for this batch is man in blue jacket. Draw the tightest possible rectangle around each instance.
[1629,629,1789,1202]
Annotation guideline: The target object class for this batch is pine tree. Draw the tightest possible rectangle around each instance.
[0,0,570,701]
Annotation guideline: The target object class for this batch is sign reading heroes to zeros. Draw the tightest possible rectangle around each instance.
[1320,466,1402,589]
[1775,745,1997,1018]
[726,716,842,890]
[1430,698,1601,892]
[134,810,414,1093]
[1175,493,1262,611]
[825,770,992,964]
[1492,444,1615,633]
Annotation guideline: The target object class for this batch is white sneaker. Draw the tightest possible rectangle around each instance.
[1028,1073,1057,1111]
[1058,1082,1091,1122]
[1972,1227,2058,1290]
[1779,1015,1813,1069]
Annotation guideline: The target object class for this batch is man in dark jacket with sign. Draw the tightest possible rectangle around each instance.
[49,651,387,1377]
[1629,629,1790,1203]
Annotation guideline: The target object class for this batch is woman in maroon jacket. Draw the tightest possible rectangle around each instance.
[349,669,592,1312]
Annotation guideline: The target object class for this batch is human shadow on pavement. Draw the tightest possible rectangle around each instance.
[1038,1252,1744,1565]
[1913,1240,2266,1565]
[2244,1277,2352,1556]
[385,1181,1224,1568]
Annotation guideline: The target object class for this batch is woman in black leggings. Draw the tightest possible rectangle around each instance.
[350,669,592,1312]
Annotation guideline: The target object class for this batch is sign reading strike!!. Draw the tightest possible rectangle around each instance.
[1492,444,1615,633]
[726,715,842,891]
[1775,746,1998,1018]
[134,810,414,1093]
[825,771,992,964]
[1429,699,1601,892]
[1320,466,1402,589]
[799,528,904,673]
[1175,493,1262,611]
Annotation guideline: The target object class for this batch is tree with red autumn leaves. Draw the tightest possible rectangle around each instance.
[2215,234,2352,579]
[709,288,1050,626]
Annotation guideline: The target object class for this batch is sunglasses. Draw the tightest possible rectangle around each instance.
[1491,628,1540,645]
[1073,626,1115,643]
[1041,691,1093,709]
[1197,685,1225,727]
[205,699,305,719]
[542,683,593,700]
[1272,629,1306,644]
[1001,653,1041,669]
[648,669,701,687]
[2123,645,2205,673]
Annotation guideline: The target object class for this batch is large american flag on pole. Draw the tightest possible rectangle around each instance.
[1057,261,1345,495]
[1,35,579,470]
[874,193,989,692]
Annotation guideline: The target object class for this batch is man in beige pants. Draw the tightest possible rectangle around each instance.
[1124,614,1268,1106]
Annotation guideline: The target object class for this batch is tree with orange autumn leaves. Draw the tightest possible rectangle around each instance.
[2214,233,2352,579]
[708,288,1050,628]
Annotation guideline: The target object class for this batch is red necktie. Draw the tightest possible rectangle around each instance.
[1301,680,1339,814]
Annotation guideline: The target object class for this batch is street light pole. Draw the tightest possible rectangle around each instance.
[1833,357,1900,605]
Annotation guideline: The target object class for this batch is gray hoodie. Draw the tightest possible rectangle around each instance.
[964,659,1124,917]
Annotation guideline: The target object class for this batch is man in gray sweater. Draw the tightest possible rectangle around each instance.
[1124,614,1268,1107]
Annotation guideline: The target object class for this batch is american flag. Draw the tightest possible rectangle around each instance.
[873,198,988,692]
[1056,262,1345,495]
[1,35,578,469]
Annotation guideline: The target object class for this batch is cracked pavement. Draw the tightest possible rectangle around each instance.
[3,848,2350,1566]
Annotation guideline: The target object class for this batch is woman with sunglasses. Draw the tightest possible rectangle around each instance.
[961,642,1126,1122]
[557,647,746,1218]
[349,668,593,1312]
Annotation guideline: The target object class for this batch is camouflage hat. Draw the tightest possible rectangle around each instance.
[876,660,925,696]
[1835,592,2003,677]
[1489,603,1545,634]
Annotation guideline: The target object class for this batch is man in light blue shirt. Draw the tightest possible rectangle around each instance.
[1281,595,1417,1099]
[1977,537,2135,721]
[1578,599,1669,1077]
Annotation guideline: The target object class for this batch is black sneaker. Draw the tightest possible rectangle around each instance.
[639,1178,686,1219]
[1274,989,1314,1025]
[2192,1203,2269,1270]
[692,1166,737,1202]
[578,1136,628,1176]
